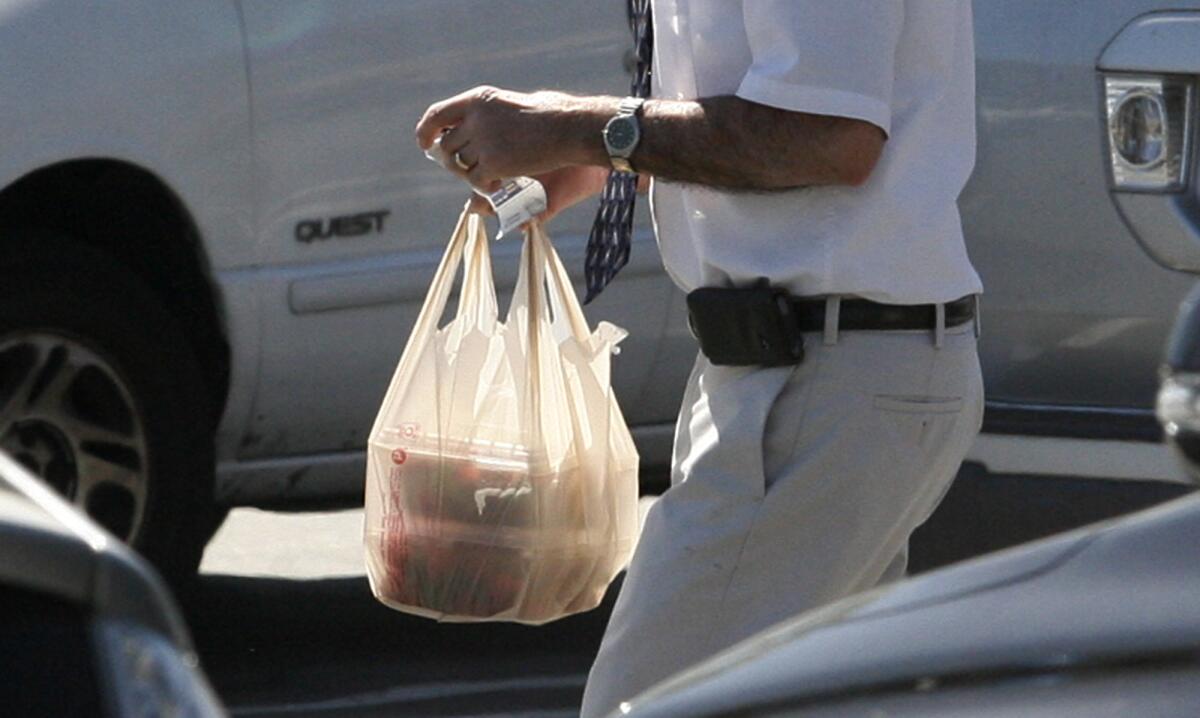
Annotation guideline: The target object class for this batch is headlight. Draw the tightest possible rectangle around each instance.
[1157,372,1200,435]
[1104,75,1194,192]
[1157,371,1200,485]
[1112,90,1167,167]
[94,619,224,717]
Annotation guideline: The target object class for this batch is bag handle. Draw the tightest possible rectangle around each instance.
[405,202,478,349]
[457,212,498,332]
[507,226,546,439]
[372,203,477,439]
[529,222,591,345]
[508,223,592,345]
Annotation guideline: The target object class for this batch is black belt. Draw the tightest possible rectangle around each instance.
[686,283,977,367]
[792,295,977,332]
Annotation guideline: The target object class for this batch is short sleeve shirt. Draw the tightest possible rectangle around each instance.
[649,0,983,304]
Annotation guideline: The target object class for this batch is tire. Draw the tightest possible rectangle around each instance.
[0,232,218,591]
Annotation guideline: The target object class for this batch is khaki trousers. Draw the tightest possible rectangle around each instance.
[581,318,983,717]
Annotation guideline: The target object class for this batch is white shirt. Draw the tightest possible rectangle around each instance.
[649,0,983,304]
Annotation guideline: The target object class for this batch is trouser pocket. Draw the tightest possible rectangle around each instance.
[873,393,974,530]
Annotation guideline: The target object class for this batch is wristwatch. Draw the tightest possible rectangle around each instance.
[602,97,646,173]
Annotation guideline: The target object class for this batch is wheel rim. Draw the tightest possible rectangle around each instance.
[0,332,150,542]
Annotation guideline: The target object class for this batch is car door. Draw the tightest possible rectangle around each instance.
[964,0,1200,440]
[236,1,674,462]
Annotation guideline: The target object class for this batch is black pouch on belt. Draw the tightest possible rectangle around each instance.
[686,280,805,367]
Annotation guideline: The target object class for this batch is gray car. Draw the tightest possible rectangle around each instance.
[617,487,1200,716]
[0,450,223,716]
[953,4,1199,484]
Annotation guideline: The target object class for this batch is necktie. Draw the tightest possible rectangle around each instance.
[584,0,653,304]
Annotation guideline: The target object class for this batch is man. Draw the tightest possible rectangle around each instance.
[416,2,983,715]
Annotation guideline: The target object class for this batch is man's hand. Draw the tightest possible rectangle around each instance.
[416,86,615,193]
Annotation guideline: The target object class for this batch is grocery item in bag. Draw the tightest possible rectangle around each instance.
[364,205,639,624]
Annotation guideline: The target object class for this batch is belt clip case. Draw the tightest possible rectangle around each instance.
[686,280,805,367]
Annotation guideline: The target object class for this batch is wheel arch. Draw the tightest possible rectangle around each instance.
[0,158,231,427]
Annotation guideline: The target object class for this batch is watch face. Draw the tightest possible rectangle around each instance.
[606,117,637,152]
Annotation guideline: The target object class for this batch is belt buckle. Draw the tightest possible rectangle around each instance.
[766,288,806,365]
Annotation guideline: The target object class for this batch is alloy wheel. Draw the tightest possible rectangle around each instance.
[0,332,150,542]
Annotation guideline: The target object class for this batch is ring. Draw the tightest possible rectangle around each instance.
[454,151,470,171]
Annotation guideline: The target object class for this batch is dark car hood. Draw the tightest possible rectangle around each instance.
[0,451,191,647]
[625,492,1200,716]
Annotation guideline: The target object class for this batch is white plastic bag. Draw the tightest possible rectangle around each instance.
[364,204,640,624]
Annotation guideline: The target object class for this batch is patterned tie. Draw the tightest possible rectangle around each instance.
[584,0,653,304]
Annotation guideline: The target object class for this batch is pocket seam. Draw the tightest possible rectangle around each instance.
[873,395,964,414]
[760,354,823,499]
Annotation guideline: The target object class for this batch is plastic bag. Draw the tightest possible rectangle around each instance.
[364,204,640,624]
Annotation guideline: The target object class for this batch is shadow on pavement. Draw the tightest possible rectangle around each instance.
[910,462,1193,573]
[188,573,619,713]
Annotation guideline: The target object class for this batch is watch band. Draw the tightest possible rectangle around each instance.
[618,96,646,117]
[606,96,646,172]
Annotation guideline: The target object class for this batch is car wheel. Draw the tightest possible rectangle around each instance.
[0,233,218,590]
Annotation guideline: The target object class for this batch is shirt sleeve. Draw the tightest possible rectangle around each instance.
[737,1,904,135]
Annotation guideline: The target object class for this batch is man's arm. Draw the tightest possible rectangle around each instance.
[415,87,885,194]
[569,94,884,190]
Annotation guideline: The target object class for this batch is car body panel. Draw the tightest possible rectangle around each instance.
[622,493,1200,716]
[963,1,1200,412]
[0,0,254,271]
[0,451,225,714]
[1100,11,1200,74]
[780,667,1200,718]
[236,1,674,458]
[0,0,265,465]
[0,452,192,648]
[0,478,101,604]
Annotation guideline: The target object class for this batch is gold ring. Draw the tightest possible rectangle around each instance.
[454,151,470,171]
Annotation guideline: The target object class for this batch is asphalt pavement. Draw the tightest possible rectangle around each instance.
[191,502,656,717]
